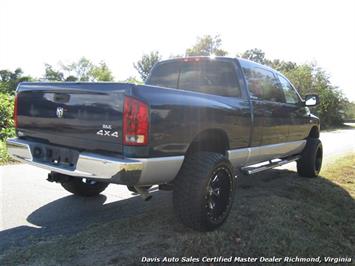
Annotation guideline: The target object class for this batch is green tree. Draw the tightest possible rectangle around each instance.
[239,48,269,65]
[282,64,314,96]
[0,68,32,94]
[239,49,296,72]
[90,62,114,81]
[344,101,355,119]
[134,51,161,81]
[43,58,114,82]
[61,57,94,81]
[269,59,297,72]
[186,34,227,56]
[124,76,144,85]
[65,75,78,82]
[44,64,64,81]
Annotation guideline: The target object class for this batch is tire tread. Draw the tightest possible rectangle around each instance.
[297,138,322,178]
[173,152,234,231]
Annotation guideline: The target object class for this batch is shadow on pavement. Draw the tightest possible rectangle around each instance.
[0,188,171,253]
[0,168,353,257]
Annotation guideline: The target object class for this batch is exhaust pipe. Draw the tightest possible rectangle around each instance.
[134,186,152,201]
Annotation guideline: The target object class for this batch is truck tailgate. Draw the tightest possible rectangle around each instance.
[16,82,133,154]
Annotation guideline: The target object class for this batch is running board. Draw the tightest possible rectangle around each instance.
[241,155,301,175]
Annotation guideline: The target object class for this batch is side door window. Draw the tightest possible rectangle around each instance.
[277,74,300,104]
[277,74,308,141]
[242,66,284,103]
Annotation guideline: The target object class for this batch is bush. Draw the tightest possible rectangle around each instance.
[344,102,355,120]
[0,92,15,140]
[0,140,12,164]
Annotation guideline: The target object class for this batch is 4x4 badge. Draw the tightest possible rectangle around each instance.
[56,107,64,118]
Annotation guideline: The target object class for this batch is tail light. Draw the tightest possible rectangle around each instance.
[13,94,18,128]
[123,96,149,145]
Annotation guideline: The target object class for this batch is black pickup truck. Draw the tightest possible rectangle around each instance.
[7,56,322,231]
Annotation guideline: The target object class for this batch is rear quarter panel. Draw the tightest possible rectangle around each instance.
[129,85,251,157]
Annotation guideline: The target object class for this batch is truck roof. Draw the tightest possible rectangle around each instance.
[158,56,275,71]
[156,56,291,87]
[158,56,236,64]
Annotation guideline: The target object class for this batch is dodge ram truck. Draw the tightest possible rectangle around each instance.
[7,56,322,231]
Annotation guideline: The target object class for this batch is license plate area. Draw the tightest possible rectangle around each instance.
[30,143,79,170]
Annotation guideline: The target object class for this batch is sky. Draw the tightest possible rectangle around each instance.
[1,0,355,101]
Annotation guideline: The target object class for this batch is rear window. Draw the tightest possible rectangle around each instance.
[146,61,180,89]
[147,60,241,97]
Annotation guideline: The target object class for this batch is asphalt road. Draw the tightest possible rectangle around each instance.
[0,127,354,253]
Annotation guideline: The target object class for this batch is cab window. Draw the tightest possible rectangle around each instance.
[147,60,242,98]
[277,74,300,104]
[242,66,284,102]
[178,60,241,97]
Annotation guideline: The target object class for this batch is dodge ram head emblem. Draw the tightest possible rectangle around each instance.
[56,107,64,118]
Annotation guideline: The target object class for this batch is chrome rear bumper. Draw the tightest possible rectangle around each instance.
[6,138,184,185]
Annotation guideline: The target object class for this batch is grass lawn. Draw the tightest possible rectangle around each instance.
[0,154,354,265]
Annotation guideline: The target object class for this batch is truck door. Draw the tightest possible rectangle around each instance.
[241,64,289,146]
[277,74,310,141]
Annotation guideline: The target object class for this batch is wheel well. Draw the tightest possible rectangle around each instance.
[308,126,320,139]
[186,129,229,156]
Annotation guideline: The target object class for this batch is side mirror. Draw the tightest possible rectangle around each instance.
[304,94,320,107]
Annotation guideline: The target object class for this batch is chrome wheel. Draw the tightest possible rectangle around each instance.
[206,166,233,222]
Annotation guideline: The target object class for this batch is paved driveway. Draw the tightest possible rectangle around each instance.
[0,128,354,252]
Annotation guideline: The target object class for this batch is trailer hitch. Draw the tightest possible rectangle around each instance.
[47,172,72,183]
